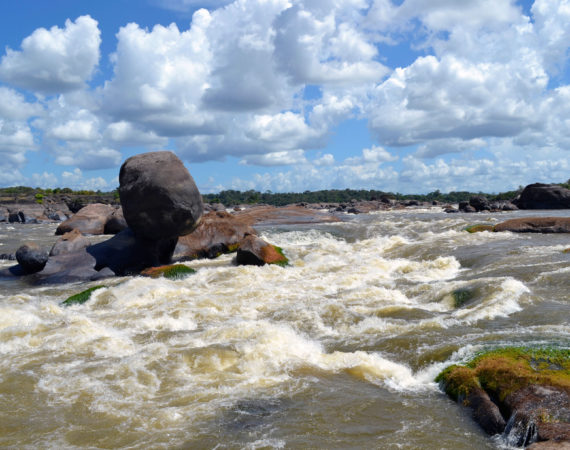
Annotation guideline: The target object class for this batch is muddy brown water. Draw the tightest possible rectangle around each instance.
[0,208,568,449]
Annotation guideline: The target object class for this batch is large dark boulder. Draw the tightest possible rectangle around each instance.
[173,211,256,261]
[118,151,203,240]
[15,243,48,274]
[56,203,116,235]
[513,183,570,209]
[469,196,490,211]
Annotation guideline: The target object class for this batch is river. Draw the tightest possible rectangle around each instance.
[0,208,568,449]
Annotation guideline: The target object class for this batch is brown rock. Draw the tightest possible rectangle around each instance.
[493,217,570,233]
[56,203,115,235]
[173,211,255,261]
[233,205,340,226]
[50,229,91,256]
[236,235,288,266]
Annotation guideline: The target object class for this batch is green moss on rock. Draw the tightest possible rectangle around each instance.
[464,224,495,233]
[271,246,289,267]
[452,288,475,308]
[62,285,106,306]
[140,264,196,280]
[437,347,570,402]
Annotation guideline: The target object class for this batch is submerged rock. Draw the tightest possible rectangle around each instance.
[236,235,288,266]
[140,264,196,280]
[61,285,106,306]
[436,347,570,447]
[464,224,494,233]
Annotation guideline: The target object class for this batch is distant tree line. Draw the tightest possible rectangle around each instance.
[1,179,568,207]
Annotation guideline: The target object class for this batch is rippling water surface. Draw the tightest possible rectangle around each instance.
[1,209,569,449]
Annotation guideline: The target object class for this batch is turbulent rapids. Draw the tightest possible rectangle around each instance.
[0,208,569,449]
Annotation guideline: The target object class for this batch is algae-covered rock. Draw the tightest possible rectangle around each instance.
[62,285,106,306]
[464,224,495,233]
[451,288,475,307]
[140,264,196,280]
[436,347,570,447]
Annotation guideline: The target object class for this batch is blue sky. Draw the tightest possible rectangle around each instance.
[0,0,568,194]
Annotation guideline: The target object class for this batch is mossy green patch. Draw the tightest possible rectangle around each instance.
[563,248,570,254]
[452,288,475,308]
[270,246,289,267]
[464,224,495,233]
[227,243,240,252]
[437,347,570,402]
[62,285,106,306]
[141,264,196,280]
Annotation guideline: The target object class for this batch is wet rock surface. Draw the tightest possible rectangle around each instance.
[236,234,288,266]
[437,348,570,448]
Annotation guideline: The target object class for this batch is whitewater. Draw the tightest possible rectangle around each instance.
[0,208,568,449]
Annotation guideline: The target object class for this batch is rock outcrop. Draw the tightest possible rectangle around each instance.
[56,203,117,235]
[437,347,570,448]
[514,184,570,209]
[494,217,570,233]
[173,211,256,261]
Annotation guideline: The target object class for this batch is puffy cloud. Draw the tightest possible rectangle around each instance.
[55,147,122,170]
[0,87,43,120]
[0,16,100,94]
[103,121,168,147]
[61,168,110,190]
[345,145,397,165]
[240,150,308,166]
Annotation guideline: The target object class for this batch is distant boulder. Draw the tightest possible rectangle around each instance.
[56,203,116,235]
[119,151,203,240]
[16,243,49,274]
[469,196,490,212]
[513,183,570,209]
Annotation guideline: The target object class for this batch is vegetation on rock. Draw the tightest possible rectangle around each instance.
[436,347,570,401]
[61,285,106,306]
[140,264,196,280]
[464,224,495,233]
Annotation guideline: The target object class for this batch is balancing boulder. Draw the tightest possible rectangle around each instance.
[119,151,203,240]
